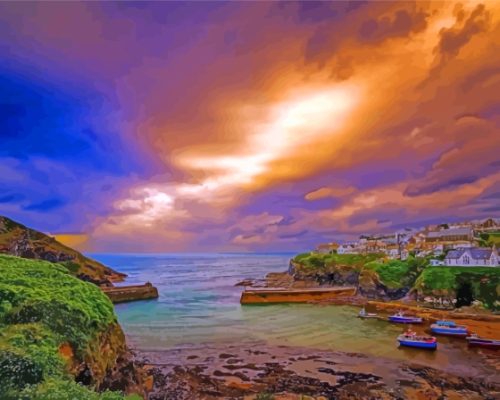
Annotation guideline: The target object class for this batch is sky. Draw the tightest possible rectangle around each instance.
[0,1,499,252]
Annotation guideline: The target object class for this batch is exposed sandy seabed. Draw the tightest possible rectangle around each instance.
[134,340,500,400]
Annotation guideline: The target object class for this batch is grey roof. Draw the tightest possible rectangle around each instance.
[427,227,472,238]
[445,247,493,260]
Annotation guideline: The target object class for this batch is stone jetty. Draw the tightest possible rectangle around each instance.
[240,286,357,304]
[101,282,159,303]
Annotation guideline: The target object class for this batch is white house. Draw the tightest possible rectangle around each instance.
[432,244,444,255]
[385,246,400,259]
[337,244,359,255]
[444,246,499,267]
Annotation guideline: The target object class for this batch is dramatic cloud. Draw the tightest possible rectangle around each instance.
[0,1,499,252]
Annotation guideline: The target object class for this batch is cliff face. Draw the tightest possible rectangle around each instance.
[0,216,126,285]
[61,322,145,396]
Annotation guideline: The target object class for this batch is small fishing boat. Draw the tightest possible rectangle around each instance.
[388,311,423,324]
[397,329,437,350]
[466,334,500,349]
[358,307,378,319]
[430,320,468,337]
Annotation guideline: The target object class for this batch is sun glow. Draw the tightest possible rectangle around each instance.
[178,84,360,196]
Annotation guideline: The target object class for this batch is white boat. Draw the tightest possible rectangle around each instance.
[358,307,378,319]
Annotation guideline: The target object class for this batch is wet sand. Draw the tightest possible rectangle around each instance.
[135,341,500,400]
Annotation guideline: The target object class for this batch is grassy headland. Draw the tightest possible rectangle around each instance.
[0,254,139,399]
[0,216,125,285]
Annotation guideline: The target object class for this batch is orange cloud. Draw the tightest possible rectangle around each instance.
[305,186,357,201]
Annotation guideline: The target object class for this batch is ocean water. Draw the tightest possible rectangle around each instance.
[90,253,495,377]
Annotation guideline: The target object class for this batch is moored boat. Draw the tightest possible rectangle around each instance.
[388,311,423,324]
[397,329,437,350]
[466,334,500,349]
[358,307,378,319]
[430,320,468,337]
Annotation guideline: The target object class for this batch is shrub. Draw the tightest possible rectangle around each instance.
[0,350,43,390]
[415,267,500,310]
[256,393,275,400]
[19,378,140,400]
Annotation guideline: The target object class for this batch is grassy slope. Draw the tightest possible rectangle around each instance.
[0,254,137,399]
[293,252,382,272]
[481,232,500,246]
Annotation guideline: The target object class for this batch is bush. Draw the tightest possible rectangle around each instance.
[19,378,140,400]
[415,266,500,310]
[256,393,275,400]
[364,260,411,288]
[0,350,43,390]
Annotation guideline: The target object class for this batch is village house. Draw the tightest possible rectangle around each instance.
[337,244,359,255]
[474,218,499,232]
[431,243,444,255]
[444,246,499,267]
[385,246,400,259]
[445,241,474,249]
[315,242,339,254]
[425,227,473,243]
[365,239,387,254]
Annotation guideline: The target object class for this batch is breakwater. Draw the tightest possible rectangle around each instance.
[240,286,357,304]
[102,282,159,303]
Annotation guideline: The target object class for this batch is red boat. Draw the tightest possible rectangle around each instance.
[466,334,500,349]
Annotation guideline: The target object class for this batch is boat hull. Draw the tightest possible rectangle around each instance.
[398,339,437,350]
[430,326,468,337]
[467,339,500,349]
[389,316,423,324]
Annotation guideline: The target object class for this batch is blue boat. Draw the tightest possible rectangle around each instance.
[430,320,468,337]
[397,330,437,350]
[388,312,423,324]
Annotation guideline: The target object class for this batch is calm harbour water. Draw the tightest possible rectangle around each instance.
[90,253,497,379]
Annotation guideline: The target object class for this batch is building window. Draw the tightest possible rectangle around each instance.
[463,255,470,265]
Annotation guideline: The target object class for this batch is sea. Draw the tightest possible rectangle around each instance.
[90,253,497,380]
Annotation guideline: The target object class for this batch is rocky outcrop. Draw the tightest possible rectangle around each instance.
[357,269,410,300]
[0,216,126,285]
[288,259,410,301]
[289,260,360,286]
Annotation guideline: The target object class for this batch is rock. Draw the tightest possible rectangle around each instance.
[235,279,255,287]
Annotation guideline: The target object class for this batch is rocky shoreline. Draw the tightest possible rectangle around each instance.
[134,342,500,400]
